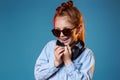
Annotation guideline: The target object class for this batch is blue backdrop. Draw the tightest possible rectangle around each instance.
[0,0,120,80]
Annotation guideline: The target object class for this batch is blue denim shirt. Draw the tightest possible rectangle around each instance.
[34,40,95,80]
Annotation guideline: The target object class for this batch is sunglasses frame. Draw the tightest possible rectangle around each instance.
[52,27,77,37]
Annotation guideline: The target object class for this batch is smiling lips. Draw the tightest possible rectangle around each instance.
[60,37,69,43]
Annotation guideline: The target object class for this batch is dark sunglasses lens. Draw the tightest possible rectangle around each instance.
[52,29,60,37]
[63,29,72,36]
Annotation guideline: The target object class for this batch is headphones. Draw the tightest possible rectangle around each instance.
[56,40,86,60]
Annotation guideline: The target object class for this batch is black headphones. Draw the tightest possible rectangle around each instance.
[56,40,86,60]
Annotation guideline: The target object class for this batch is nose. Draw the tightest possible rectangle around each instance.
[59,31,64,37]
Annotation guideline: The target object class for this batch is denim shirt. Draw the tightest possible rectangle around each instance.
[34,40,95,80]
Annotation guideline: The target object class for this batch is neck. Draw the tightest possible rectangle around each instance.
[70,38,79,46]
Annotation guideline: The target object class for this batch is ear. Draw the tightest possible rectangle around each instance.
[76,24,82,34]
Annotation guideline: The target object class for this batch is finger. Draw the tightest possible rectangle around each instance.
[54,45,60,51]
[55,52,64,59]
[54,48,65,57]
[56,48,65,55]
[67,45,72,54]
[54,45,64,51]
[59,52,64,58]
[55,46,64,52]
[64,46,68,54]
[57,47,64,50]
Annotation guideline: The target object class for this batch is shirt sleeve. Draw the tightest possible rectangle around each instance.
[34,41,59,80]
[64,48,95,80]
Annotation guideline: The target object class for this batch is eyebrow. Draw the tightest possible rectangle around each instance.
[55,26,74,30]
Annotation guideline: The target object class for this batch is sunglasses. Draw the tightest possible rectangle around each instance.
[51,27,76,37]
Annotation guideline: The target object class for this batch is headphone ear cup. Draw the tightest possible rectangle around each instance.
[71,46,80,60]
[71,40,86,61]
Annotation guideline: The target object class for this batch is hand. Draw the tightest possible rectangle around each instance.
[54,45,64,67]
[63,45,72,66]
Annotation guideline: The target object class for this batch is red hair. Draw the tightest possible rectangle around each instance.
[53,1,85,42]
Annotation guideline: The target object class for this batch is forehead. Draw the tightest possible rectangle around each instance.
[54,16,73,29]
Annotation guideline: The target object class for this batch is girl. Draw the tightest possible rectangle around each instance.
[34,1,95,80]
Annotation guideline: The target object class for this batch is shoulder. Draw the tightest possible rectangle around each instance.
[84,47,95,63]
[83,48,95,60]
[40,40,57,57]
[43,40,57,50]
[85,48,94,56]
[45,40,57,46]
[77,47,95,63]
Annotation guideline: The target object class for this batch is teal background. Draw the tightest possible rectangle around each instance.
[0,0,120,80]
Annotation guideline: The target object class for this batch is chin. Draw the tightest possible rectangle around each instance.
[62,38,72,46]
[64,42,69,46]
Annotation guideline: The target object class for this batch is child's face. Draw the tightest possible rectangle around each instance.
[54,16,79,46]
